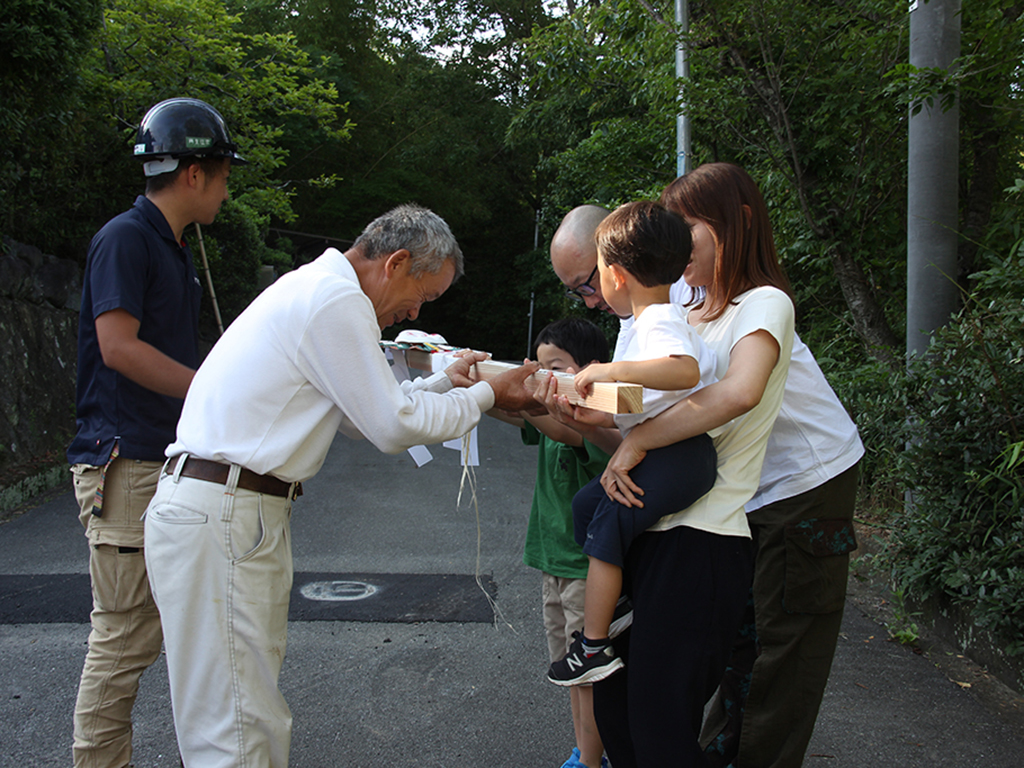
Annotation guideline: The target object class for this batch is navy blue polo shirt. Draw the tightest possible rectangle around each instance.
[67,196,202,466]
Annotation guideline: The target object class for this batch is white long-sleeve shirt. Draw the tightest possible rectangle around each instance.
[168,248,494,482]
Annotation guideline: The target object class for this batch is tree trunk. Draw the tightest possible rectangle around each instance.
[830,245,901,362]
[958,110,1000,290]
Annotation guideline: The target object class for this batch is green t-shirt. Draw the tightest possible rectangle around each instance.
[521,421,611,579]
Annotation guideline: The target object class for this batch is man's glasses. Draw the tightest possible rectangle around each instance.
[565,264,599,302]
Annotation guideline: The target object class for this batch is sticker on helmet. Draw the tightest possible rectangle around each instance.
[133,144,146,155]
[186,137,213,149]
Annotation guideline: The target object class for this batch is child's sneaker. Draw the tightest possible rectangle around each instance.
[608,595,633,639]
[547,631,624,686]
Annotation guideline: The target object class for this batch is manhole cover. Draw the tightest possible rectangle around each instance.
[300,580,378,602]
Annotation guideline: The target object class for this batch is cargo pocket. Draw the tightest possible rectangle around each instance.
[783,518,858,614]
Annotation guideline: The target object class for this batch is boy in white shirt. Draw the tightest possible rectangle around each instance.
[547,201,718,686]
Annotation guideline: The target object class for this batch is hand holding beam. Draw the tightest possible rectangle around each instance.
[406,349,643,415]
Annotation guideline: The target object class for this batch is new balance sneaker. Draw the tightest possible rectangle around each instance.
[559,747,581,768]
[547,631,624,686]
[608,595,633,639]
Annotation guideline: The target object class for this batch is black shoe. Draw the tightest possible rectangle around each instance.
[547,631,624,686]
[609,595,633,639]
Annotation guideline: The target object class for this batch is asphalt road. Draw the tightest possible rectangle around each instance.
[2,416,1023,767]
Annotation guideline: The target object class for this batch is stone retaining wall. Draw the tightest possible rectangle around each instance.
[0,236,80,508]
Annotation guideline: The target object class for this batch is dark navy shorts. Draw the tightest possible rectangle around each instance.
[572,433,717,567]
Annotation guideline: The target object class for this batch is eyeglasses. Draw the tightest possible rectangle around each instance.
[565,264,599,302]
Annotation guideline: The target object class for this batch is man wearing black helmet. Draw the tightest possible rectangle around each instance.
[67,97,244,768]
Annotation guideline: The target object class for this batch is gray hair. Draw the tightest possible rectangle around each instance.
[353,204,464,280]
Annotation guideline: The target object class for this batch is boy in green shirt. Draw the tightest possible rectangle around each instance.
[490,318,619,768]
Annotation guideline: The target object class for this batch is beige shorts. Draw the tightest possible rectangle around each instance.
[541,572,587,663]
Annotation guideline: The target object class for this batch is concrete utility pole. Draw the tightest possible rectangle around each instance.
[906,0,961,359]
[675,0,690,177]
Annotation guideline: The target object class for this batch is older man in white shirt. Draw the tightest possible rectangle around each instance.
[144,204,536,767]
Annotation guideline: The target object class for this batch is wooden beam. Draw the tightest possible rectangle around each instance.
[402,349,644,415]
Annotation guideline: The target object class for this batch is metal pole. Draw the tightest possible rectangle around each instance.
[907,0,961,359]
[675,0,690,177]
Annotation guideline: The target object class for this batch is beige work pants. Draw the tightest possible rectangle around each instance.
[71,458,164,768]
[145,461,295,768]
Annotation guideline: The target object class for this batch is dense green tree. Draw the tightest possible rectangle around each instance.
[511,0,1024,362]
[0,0,104,247]
[2,0,351,271]
[85,0,351,234]
[228,0,558,357]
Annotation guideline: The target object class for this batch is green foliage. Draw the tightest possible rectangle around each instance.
[87,0,352,217]
[251,1,547,358]
[510,0,678,210]
[820,352,905,512]
[0,0,104,245]
[0,0,102,144]
[2,0,351,270]
[819,180,1024,661]
[184,197,293,340]
[887,585,922,647]
[878,206,1024,657]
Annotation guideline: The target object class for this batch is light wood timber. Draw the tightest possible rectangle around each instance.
[402,349,644,415]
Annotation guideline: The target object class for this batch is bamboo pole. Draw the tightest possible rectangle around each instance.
[194,222,224,336]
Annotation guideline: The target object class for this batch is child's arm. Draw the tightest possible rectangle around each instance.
[488,408,607,451]
[522,412,584,447]
[485,408,525,429]
[532,409,618,456]
[575,355,700,395]
[531,372,623,454]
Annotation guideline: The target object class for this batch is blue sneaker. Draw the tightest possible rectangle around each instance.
[560,747,581,768]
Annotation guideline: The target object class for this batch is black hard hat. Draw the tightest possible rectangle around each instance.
[133,98,246,173]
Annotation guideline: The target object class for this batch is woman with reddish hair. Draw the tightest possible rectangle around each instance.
[591,163,861,768]
[535,162,796,766]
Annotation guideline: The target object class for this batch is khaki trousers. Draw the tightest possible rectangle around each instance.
[145,459,295,768]
[71,458,164,768]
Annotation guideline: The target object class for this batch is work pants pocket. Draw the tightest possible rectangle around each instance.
[783,518,858,614]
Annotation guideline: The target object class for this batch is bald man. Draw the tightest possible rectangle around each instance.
[550,205,622,317]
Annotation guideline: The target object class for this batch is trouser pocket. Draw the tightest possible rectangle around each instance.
[783,518,858,614]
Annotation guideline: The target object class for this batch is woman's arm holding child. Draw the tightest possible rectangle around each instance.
[602,330,780,506]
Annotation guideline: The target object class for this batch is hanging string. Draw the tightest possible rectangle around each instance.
[457,431,516,634]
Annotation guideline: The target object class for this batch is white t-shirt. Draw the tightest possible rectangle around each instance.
[745,334,864,511]
[649,286,795,538]
[167,248,495,482]
[612,303,717,434]
[663,276,864,511]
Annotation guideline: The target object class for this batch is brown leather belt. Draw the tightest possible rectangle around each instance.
[166,455,301,499]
